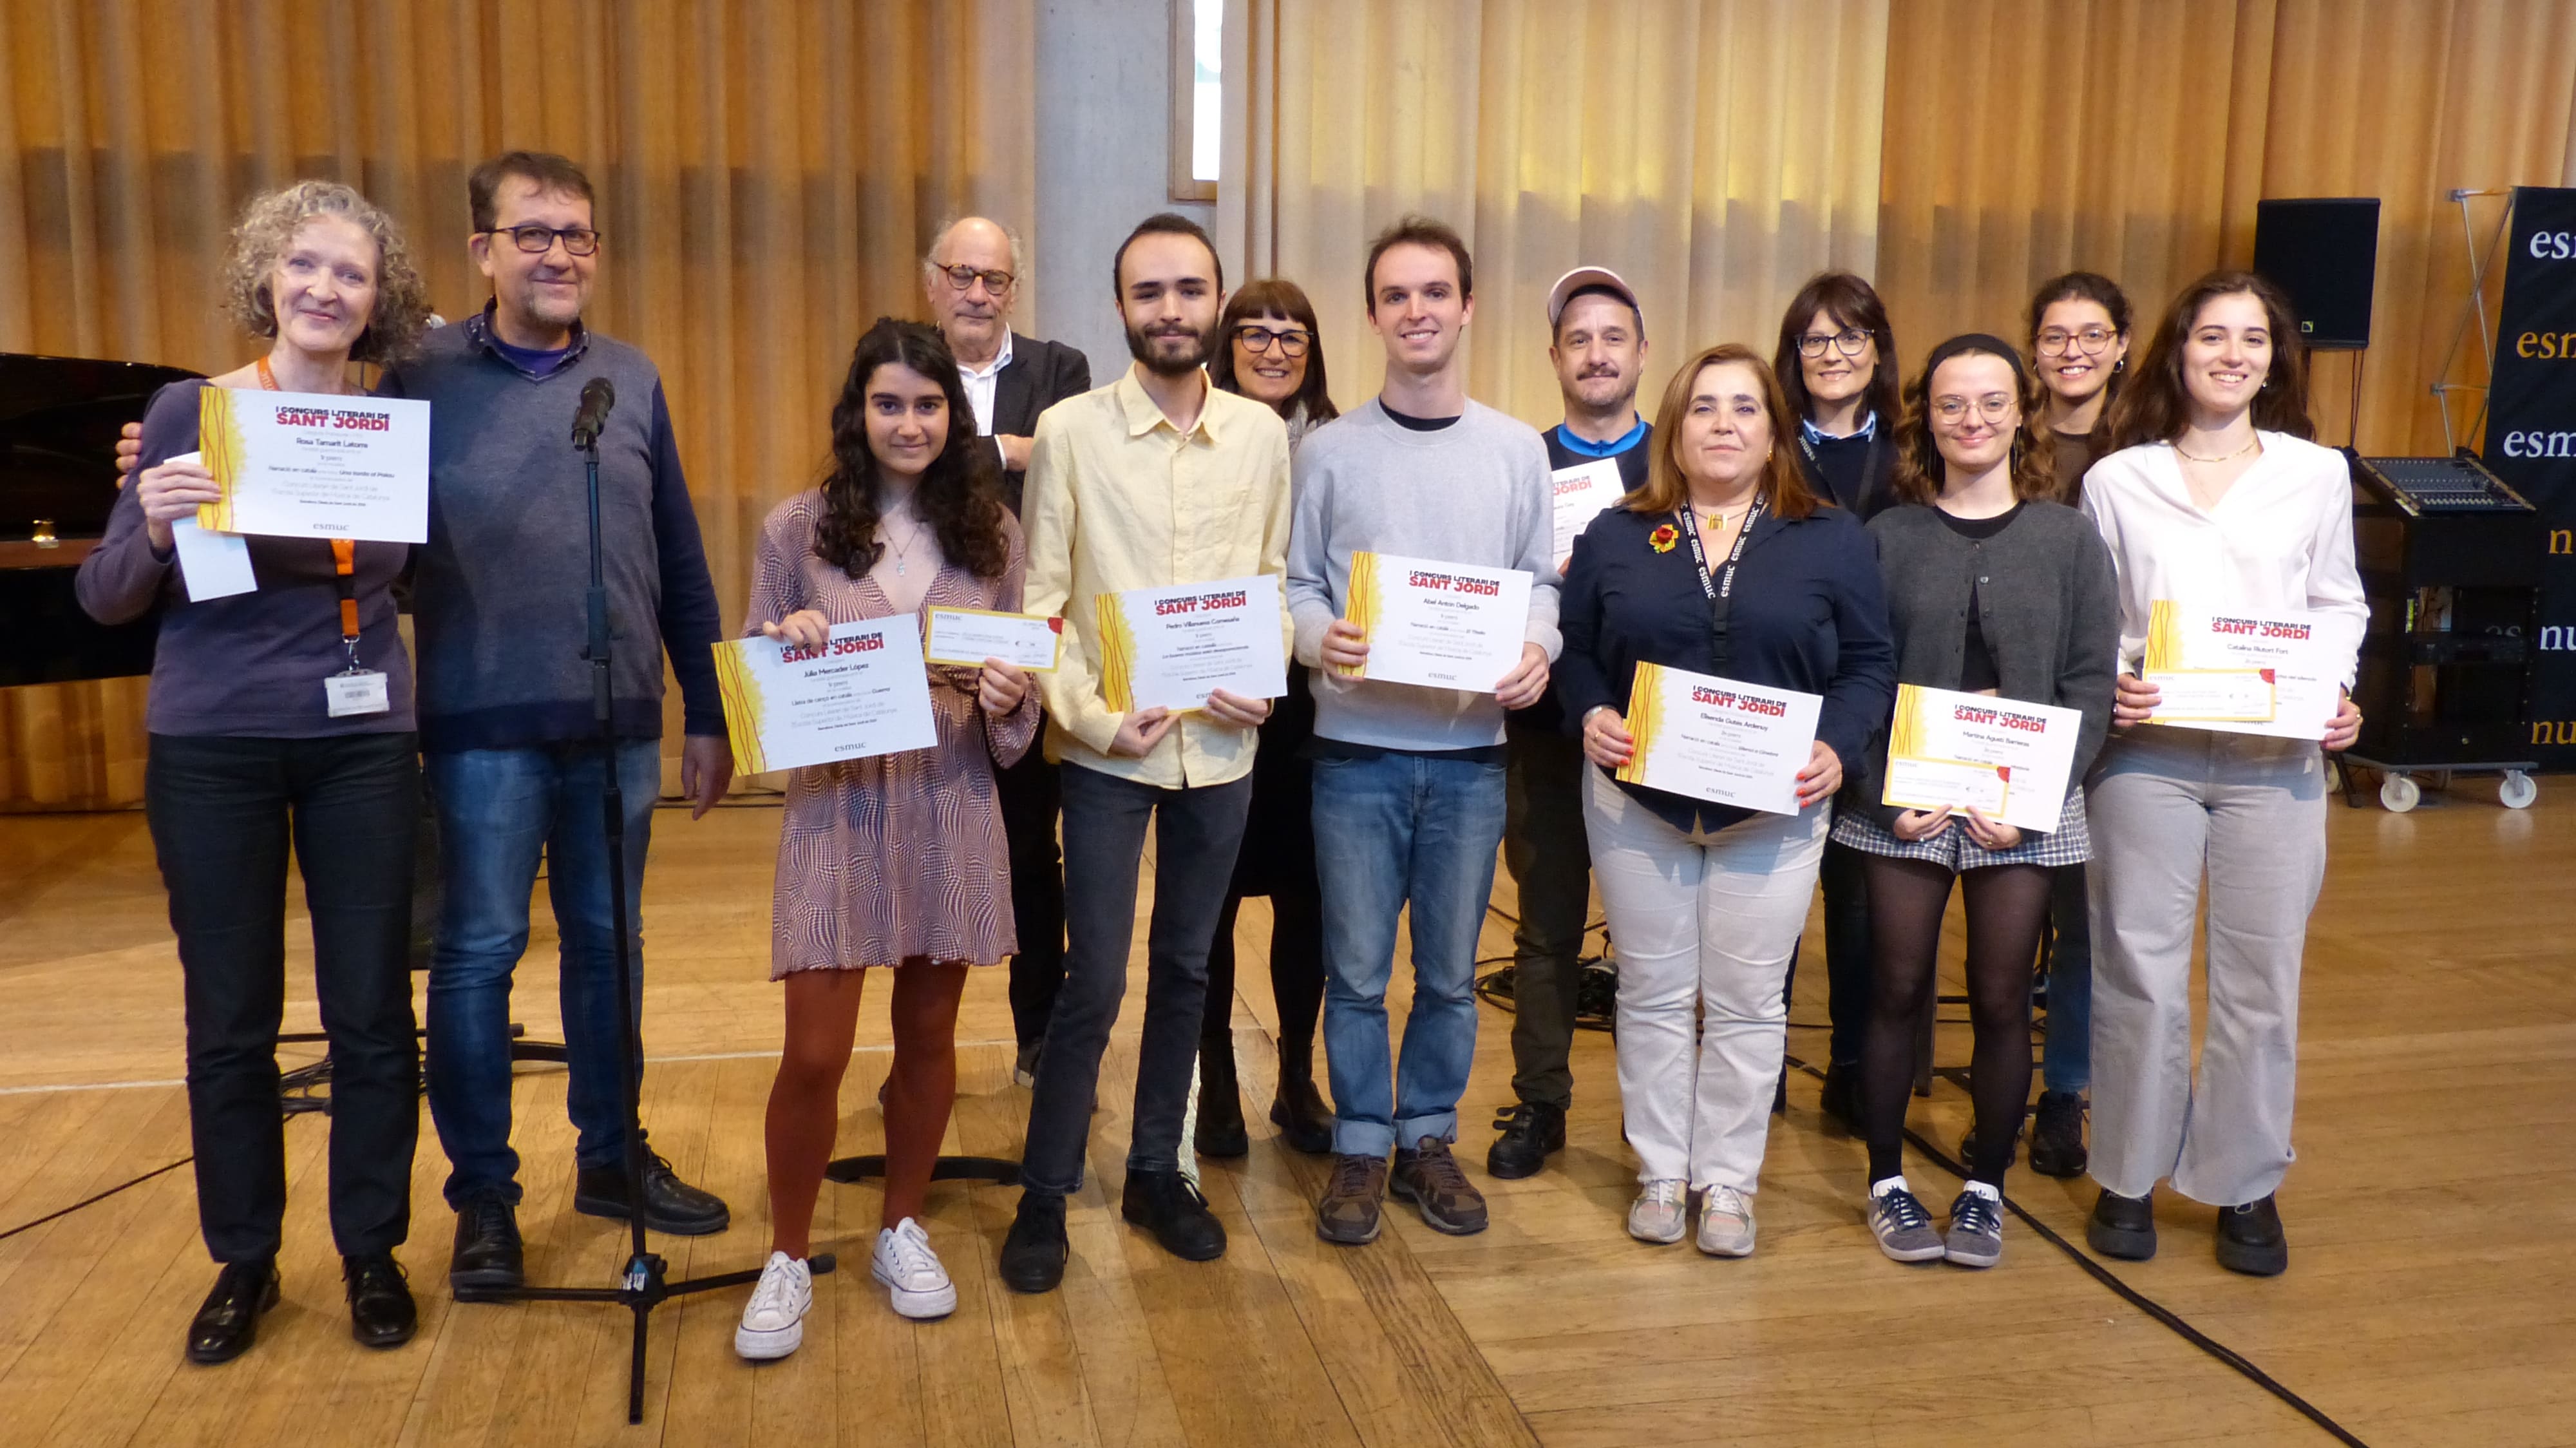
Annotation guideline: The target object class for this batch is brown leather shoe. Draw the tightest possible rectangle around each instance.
[1316,1153,1388,1244]
[1391,1136,1488,1235]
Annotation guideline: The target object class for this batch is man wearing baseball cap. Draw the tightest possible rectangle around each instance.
[1487,266,1654,1180]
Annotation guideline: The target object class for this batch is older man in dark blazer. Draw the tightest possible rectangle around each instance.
[922,214,1092,1077]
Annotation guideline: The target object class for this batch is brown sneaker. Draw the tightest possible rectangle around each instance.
[1316,1153,1389,1244]
[1390,1136,1488,1235]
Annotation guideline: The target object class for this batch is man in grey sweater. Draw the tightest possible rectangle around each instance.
[1285,216,1559,1245]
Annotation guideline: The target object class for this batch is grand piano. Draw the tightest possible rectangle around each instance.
[1,352,202,687]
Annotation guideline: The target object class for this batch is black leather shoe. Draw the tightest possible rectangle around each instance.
[2027,1091,2088,1178]
[2085,1187,2157,1261]
[1120,1170,1227,1262]
[1819,1060,1861,1134]
[449,1196,524,1299]
[344,1252,417,1349]
[1484,1101,1565,1180]
[185,1259,279,1364]
[573,1150,731,1235]
[2215,1194,2289,1277]
[999,1191,1070,1293]
[1269,1074,1334,1156]
[1194,1046,1249,1158]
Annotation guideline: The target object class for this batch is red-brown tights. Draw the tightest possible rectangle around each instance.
[763,962,968,1259]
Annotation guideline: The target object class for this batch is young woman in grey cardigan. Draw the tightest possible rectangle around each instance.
[1837,335,2119,1270]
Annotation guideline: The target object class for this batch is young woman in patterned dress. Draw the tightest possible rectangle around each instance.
[736,318,1040,1355]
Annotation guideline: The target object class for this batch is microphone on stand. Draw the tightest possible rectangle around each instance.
[570,376,616,450]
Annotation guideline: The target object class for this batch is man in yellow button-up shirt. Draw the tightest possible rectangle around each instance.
[1001,213,1293,1296]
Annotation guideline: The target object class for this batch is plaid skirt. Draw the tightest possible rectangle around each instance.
[1829,786,2090,871]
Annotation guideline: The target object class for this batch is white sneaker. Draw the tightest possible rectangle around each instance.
[735,1251,813,1360]
[1696,1185,1756,1257]
[1627,1179,1688,1244]
[871,1217,957,1320]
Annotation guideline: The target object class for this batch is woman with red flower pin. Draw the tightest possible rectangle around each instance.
[1555,343,1894,1255]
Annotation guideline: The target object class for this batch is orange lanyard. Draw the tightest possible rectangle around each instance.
[259,357,363,649]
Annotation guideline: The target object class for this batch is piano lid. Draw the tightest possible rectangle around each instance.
[3,351,204,545]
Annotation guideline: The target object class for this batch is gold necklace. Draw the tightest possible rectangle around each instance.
[2174,433,2260,465]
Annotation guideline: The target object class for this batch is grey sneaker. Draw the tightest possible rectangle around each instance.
[1869,1184,1947,1263]
[1390,1136,1487,1235]
[1695,1185,1756,1257]
[1944,1190,2004,1268]
[1316,1154,1388,1244]
[1627,1179,1687,1244]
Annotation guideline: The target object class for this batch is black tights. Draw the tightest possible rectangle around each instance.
[1201,881,1325,1089]
[1859,855,2053,1190]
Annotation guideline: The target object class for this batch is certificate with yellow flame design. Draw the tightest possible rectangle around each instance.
[1613,661,1819,815]
[194,385,430,542]
[1335,551,1532,691]
[1092,575,1285,714]
[712,616,937,776]
[1881,683,2081,832]
[2141,600,2336,739]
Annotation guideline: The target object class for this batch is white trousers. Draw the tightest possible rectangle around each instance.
[2085,727,2327,1205]
[1585,770,1829,1192]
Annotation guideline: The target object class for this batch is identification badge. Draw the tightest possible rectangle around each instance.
[325,670,392,718]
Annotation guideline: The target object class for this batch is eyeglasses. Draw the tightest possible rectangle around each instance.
[1233,325,1312,358]
[934,263,1015,294]
[2035,325,2117,356]
[1796,326,1873,359]
[1931,394,2018,424]
[484,225,601,256]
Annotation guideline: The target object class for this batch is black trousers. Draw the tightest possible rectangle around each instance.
[146,732,421,1264]
[1785,840,1877,1066]
[998,747,1068,1050]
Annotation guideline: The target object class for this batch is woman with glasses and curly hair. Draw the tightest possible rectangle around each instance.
[1835,336,2119,1269]
[1191,280,1340,1156]
[2079,272,2364,1277]
[77,180,433,1365]
[735,318,1040,1353]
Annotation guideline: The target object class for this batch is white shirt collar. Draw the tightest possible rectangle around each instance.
[958,329,1014,381]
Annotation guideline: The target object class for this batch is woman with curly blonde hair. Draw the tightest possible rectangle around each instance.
[76,179,435,1366]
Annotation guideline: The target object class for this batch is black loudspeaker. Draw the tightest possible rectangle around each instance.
[2251,198,2382,350]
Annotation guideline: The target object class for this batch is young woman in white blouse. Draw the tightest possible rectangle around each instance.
[2078,271,2364,1277]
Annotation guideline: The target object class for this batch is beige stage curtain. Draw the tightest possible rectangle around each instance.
[1217,0,1890,428]
[0,0,1036,810]
[1876,0,2576,455]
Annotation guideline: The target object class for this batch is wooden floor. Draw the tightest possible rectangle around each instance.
[0,777,2570,1447]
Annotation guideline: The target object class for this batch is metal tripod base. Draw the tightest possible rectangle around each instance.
[824,1155,1019,1186]
[466,1252,837,1422]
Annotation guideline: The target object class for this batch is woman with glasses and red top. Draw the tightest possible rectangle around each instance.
[2018,271,2137,1179]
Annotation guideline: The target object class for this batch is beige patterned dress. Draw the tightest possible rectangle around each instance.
[744,490,1041,976]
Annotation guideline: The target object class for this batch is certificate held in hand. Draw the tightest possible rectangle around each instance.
[1095,575,1287,713]
[197,386,431,544]
[1338,551,1533,691]
[924,607,1063,671]
[1549,459,1625,569]
[1881,683,2083,833]
[2141,600,2338,739]
[1615,662,1821,816]
[712,616,939,775]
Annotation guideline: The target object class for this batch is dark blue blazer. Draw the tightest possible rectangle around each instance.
[1556,501,1896,835]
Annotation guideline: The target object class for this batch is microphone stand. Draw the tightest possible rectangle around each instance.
[472,403,833,1426]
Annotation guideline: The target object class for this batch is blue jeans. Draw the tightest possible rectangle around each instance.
[1311,750,1508,1157]
[424,740,659,1207]
[2042,862,2093,1095]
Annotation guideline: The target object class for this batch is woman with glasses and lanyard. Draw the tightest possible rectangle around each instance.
[78,181,432,1364]
[1768,271,1905,1128]
[2020,270,2136,1179]
[1558,343,1893,1256]
[1837,336,2119,1268]
[2080,271,2363,1277]
[1191,280,1340,1156]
